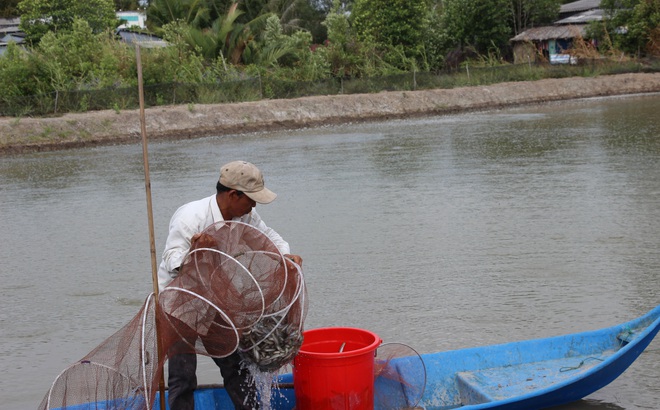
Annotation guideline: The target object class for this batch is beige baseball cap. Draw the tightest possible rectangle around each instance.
[219,161,277,204]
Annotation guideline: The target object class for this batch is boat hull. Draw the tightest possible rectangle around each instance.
[419,305,660,409]
[51,305,660,410]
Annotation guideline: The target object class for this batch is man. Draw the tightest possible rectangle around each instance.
[157,160,302,410]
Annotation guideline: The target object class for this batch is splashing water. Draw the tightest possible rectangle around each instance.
[244,361,282,410]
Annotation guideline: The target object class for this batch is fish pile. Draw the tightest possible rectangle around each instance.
[239,315,304,371]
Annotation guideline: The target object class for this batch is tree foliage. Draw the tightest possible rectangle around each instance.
[0,42,38,97]
[351,0,430,49]
[146,0,213,32]
[18,0,119,44]
[510,0,562,35]
[441,0,512,55]
[267,0,327,42]
[3,0,656,112]
[1,0,21,17]
[114,0,141,10]
[601,0,660,56]
[311,0,351,12]
[35,19,123,89]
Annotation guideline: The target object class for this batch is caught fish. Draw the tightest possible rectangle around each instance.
[239,315,303,371]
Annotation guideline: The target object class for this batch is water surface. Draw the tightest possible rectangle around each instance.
[1,93,659,409]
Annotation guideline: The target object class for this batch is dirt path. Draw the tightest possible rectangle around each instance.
[2,72,660,154]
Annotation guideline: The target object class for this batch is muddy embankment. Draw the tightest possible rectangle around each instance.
[2,72,660,154]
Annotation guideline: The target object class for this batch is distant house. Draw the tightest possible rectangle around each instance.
[0,13,165,56]
[115,11,168,48]
[557,0,603,20]
[116,11,147,30]
[510,0,603,64]
[0,17,24,56]
[115,29,167,48]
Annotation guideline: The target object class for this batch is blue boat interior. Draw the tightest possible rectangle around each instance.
[417,306,660,409]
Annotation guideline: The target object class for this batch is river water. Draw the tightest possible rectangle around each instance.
[1,93,659,410]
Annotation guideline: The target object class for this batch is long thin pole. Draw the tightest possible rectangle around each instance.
[136,45,167,410]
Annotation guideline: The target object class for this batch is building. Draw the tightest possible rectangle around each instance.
[116,11,147,30]
[510,0,603,64]
[0,17,23,56]
[1,12,162,56]
[115,11,168,48]
[115,29,167,48]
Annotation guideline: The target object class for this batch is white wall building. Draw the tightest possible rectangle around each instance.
[116,11,147,30]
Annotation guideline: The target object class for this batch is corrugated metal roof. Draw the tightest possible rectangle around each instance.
[0,26,23,35]
[510,25,586,42]
[555,9,604,24]
[560,0,601,14]
[116,30,168,48]
[1,34,25,43]
[0,18,21,27]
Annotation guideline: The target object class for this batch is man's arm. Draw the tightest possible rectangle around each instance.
[157,210,200,290]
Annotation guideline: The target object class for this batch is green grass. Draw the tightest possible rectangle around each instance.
[0,58,657,118]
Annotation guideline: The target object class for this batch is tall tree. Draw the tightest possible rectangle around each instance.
[114,0,141,10]
[18,0,118,44]
[162,2,274,63]
[1,0,21,17]
[441,0,511,55]
[601,0,660,56]
[146,0,212,31]
[351,0,430,48]
[266,0,327,41]
[310,0,351,12]
[510,0,561,35]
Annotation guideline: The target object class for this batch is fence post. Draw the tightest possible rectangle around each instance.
[413,69,417,91]
[54,90,59,114]
[258,73,263,99]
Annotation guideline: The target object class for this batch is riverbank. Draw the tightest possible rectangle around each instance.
[2,72,660,154]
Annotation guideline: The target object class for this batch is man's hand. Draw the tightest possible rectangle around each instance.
[284,254,303,267]
[191,233,217,249]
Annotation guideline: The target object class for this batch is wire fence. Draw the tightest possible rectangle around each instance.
[1,58,658,117]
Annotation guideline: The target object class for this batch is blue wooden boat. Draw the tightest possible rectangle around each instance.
[54,304,660,409]
[183,304,660,410]
[406,303,660,409]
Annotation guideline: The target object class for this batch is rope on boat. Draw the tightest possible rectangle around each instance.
[559,357,604,372]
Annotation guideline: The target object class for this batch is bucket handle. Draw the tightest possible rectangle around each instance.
[337,338,382,354]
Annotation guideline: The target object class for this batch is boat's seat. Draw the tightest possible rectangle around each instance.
[456,371,495,405]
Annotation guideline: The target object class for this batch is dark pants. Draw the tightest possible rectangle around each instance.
[168,351,259,410]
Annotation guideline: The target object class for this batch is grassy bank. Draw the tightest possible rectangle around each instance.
[2,59,658,118]
[2,71,660,155]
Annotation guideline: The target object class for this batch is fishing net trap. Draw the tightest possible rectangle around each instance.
[39,221,307,410]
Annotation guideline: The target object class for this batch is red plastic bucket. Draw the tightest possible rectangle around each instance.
[293,327,382,410]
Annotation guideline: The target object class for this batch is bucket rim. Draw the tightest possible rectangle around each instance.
[297,327,382,359]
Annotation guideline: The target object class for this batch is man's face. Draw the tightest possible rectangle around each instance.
[227,191,256,219]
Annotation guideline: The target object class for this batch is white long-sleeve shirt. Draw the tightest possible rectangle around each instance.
[157,194,290,292]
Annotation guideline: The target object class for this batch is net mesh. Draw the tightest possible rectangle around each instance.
[39,221,307,410]
[374,343,427,410]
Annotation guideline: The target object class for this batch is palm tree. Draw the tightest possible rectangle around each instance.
[178,3,272,64]
[146,0,212,32]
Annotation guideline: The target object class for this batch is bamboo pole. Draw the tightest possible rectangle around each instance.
[136,45,167,410]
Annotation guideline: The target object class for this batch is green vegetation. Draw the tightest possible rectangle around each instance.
[1,0,659,117]
[18,0,119,44]
[595,0,660,57]
[0,0,21,18]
